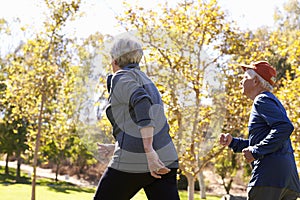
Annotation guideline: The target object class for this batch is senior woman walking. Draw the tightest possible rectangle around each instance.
[93,36,180,200]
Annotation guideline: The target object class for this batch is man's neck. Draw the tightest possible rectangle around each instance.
[251,87,268,100]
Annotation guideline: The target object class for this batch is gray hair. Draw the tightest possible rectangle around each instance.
[246,69,273,91]
[110,37,143,68]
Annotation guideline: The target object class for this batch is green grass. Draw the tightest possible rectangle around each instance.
[1,183,95,200]
[131,190,220,200]
[0,184,220,200]
[0,166,220,200]
[0,167,95,200]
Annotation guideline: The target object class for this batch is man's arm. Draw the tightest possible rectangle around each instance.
[220,133,249,152]
[250,96,294,159]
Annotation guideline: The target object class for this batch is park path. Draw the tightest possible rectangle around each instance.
[0,160,93,187]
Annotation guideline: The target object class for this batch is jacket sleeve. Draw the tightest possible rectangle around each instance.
[112,71,155,129]
[130,88,154,129]
[250,96,294,159]
[229,137,249,153]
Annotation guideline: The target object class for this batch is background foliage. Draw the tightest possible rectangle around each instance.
[0,0,299,199]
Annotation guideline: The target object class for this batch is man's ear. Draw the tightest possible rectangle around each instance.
[253,76,260,85]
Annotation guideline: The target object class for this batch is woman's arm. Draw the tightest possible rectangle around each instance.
[140,126,170,179]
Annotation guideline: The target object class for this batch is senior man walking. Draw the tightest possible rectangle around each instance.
[220,61,300,200]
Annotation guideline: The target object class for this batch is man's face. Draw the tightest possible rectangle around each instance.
[240,71,255,98]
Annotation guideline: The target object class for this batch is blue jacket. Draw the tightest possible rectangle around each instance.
[229,91,300,193]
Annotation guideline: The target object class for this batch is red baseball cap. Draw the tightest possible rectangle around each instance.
[240,61,277,86]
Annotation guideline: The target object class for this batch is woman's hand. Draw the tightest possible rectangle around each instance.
[146,149,170,179]
[140,126,170,178]
[97,143,115,158]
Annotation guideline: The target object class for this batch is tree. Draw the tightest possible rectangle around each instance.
[1,1,81,199]
[71,32,114,164]
[221,28,300,186]
[68,136,97,178]
[212,62,252,195]
[0,123,11,175]
[273,1,300,165]
[219,0,300,180]
[116,0,236,198]
[0,18,30,181]
[274,0,300,31]
[214,148,237,194]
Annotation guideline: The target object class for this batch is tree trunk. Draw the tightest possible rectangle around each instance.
[16,155,22,182]
[198,170,206,199]
[16,127,23,182]
[186,173,195,200]
[5,154,9,175]
[55,163,60,182]
[31,92,45,200]
[222,177,233,194]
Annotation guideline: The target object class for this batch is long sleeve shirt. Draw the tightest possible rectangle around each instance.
[105,64,178,173]
[229,91,300,193]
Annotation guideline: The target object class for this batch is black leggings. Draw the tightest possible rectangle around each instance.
[93,167,180,200]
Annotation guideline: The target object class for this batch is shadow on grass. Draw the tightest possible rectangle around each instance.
[0,167,31,184]
[38,178,95,194]
[0,166,95,194]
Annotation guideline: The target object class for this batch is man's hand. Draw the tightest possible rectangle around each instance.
[146,149,170,179]
[242,147,255,163]
[219,133,233,147]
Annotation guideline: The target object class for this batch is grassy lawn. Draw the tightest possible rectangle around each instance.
[0,167,95,200]
[0,166,220,200]
[132,190,220,200]
[1,182,95,200]
[0,184,220,200]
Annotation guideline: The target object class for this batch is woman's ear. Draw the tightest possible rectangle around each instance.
[111,60,120,73]
[112,60,118,66]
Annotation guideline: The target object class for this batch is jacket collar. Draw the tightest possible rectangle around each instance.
[122,63,140,70]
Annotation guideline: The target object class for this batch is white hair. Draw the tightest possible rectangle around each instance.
[110,37,143,68]
[246,69,273,91]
